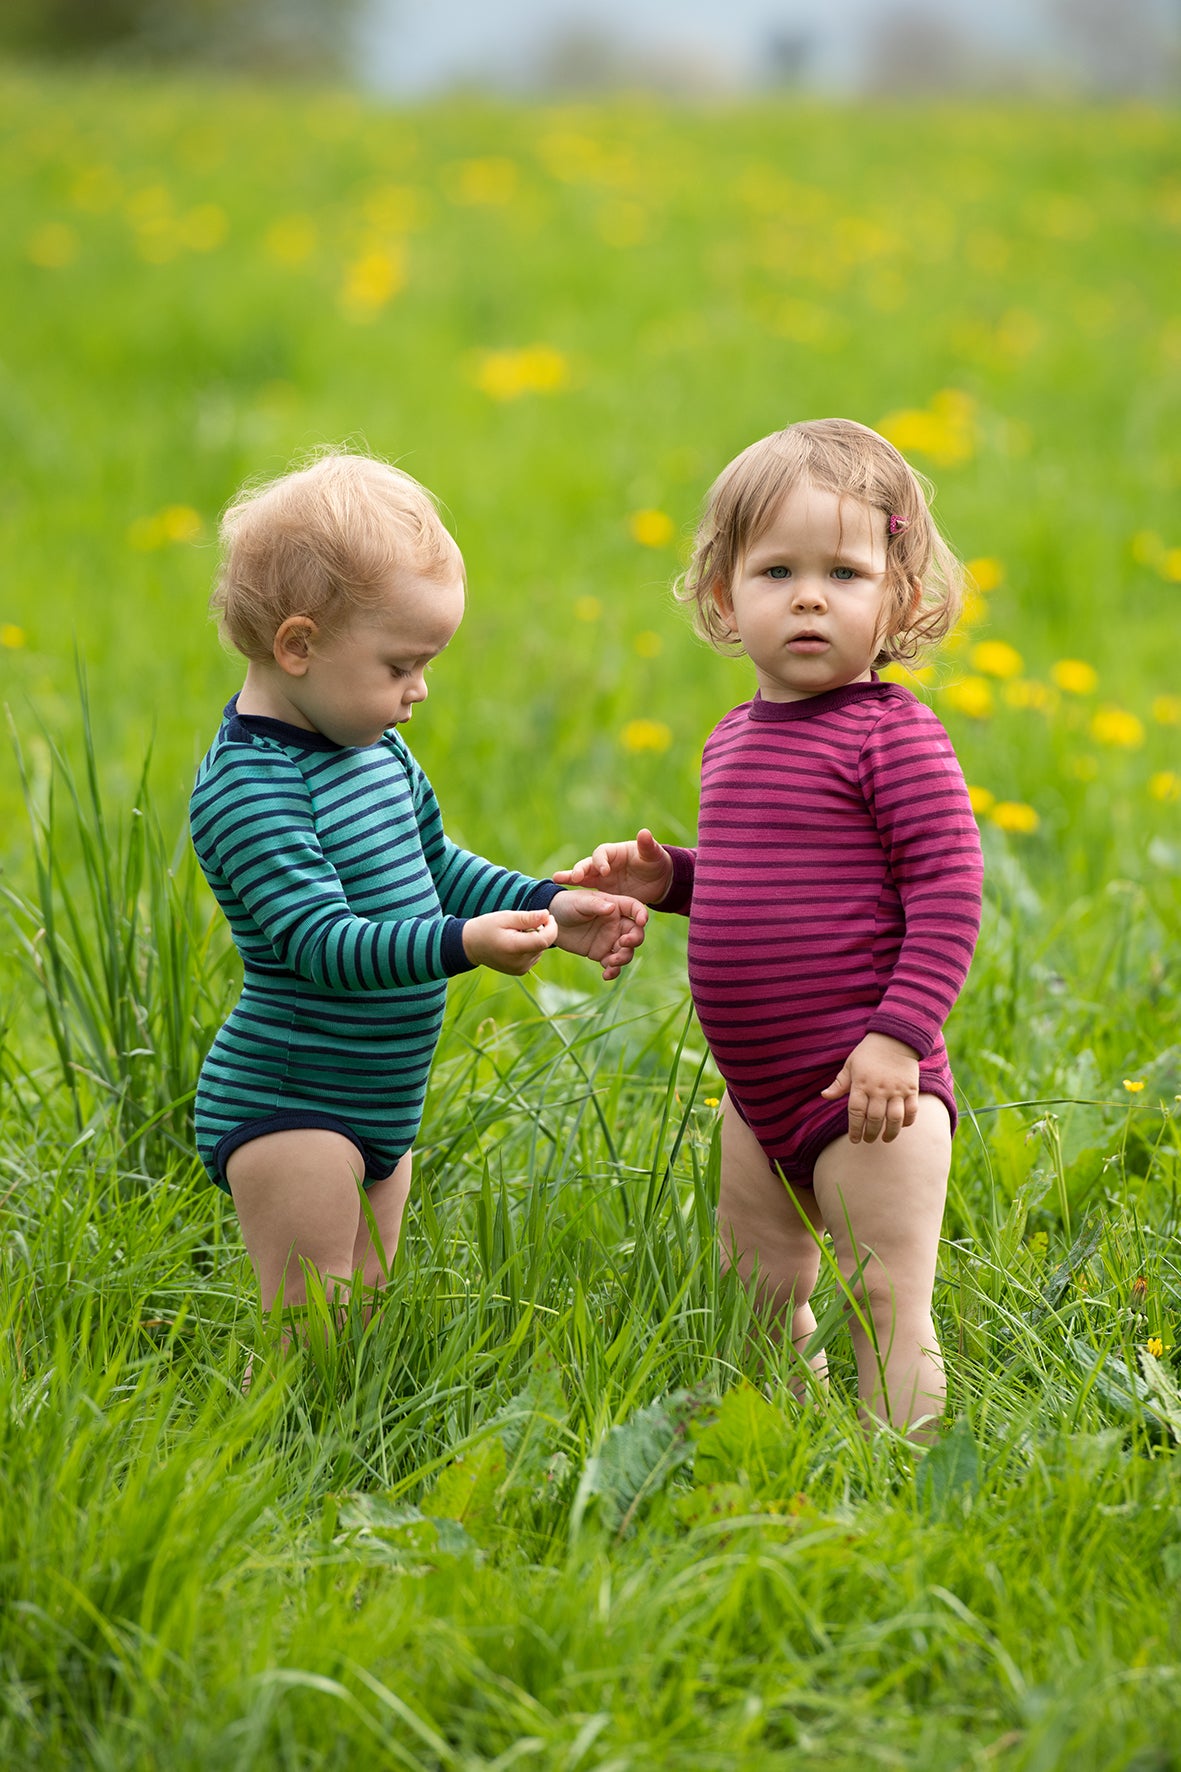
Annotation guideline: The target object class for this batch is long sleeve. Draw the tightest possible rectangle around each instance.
[655,845,697,916]
[191,746,473,988]
[858,702,982,1058]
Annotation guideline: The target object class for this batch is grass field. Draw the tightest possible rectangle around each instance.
[2,61,1181,1770]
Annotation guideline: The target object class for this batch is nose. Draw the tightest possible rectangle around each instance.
[791,576,828,611]
[404,671,428,703]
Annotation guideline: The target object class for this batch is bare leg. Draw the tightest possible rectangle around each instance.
[717,1095,828,1390]
[812,1094,951,1440]
[226,1129,409,1314]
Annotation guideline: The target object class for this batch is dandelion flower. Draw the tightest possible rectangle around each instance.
[1163,549,1181,583]
[966,556,1004,592]
[990,801,1039,834]
[473,345,569,401]
[620,719,672,754]
[970,640,1024,679]
[1051,659,1098,696]
[967,785,995,815]
[942,677,994,719]
[1,624,26,649]
[1146,1336,1163,1358]
[340,248,405,321]
[574,596,601,622]
[1150,772,1180,803]
[704,1097,720,1109]
[1091,705,1145,748]
[629,509,674,549]
[1123,1079,1146,1094]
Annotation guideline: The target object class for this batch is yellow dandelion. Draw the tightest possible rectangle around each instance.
[966,785,995,815]
[970,640,1024,680]
[340,247,405,321]
[264,215,317,265]
[942,676,994,719]
[1050,658,1098,696]
[1146,1336,1164,1358]
[1,624,26,649]
[704,1096,720,1109]
[1162,549,1181,583]
[966,556,1004,592]
[1150,771,1181,803]
[957,590,988,629]
[990,801,1040,834]
[620,719,672,754]
[1091,705,1145,749]
[1123,1079,1146,1094]
[574,596,602,622]
[160,505,202,543]
[472,345,569,401]
[634,630,663,658]
[1152,695,1181,724]
[629,509,674,549]
[28,222,79,268]
[878,389,976,469]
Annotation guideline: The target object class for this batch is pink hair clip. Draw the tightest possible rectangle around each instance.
[888,514,910,536]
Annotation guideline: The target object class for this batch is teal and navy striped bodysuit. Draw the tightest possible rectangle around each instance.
[191,697,559,1191]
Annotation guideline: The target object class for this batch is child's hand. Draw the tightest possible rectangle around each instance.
[548,888,650,981]
[462,908,558,975]
[820,1032,921,1144]
[553,828,674,904]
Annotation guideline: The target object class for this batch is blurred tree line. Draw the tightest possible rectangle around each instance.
[0,0,365,78]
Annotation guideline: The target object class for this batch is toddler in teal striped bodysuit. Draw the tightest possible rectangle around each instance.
[191,451,648,1320]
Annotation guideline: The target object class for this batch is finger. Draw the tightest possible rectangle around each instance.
[881,1098,906,1143]
[902,1093,919,1128]
[845,1089,867,1143]
[820,1065,851,1100]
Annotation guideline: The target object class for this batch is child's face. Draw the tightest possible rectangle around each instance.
[282,568,466,748]
[718,481,897,703]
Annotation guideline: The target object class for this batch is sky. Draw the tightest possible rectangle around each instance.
[357,0,1056,94]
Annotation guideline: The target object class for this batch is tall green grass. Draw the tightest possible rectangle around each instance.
[2,62,1180,1771]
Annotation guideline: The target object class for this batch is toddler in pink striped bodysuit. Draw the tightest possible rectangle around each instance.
[558,419,983,1439]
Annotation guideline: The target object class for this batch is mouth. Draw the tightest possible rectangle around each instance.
[786,631,829,653]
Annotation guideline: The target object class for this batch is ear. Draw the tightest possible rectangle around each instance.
[709,578,735,632]
[273,614,318,676]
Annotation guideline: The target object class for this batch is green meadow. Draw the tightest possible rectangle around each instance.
[2,61,1180,1769]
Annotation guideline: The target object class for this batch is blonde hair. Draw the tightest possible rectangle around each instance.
[678,418,963,666]
[211,450,462,660]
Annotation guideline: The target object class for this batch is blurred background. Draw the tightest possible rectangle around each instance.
[2,0,1178,95]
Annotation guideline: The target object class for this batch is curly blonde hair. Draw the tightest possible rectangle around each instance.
[211,450,462,661]
[677,418,963,666]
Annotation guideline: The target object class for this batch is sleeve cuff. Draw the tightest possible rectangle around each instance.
[654,846,695,916]
[865,1011,934,1062]
[441,917,476,976]
[525,880,564,912]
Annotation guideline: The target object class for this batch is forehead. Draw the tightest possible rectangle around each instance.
[755,481,885,552]
[359,569,466,651]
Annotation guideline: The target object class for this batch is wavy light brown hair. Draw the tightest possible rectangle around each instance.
[211,450,462,660]
[677,418,963,666]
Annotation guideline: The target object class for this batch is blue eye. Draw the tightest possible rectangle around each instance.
[832,567,856,581]
[766,565,790,580]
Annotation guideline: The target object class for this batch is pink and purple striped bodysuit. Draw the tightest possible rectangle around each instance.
[660,678,983,1182]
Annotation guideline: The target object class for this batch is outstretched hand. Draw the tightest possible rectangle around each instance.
[553,828,674,905]
[462,908,558,976]
[549,888,649,980]
[820,1031,921,1144]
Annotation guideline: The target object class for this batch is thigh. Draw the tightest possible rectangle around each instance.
[351,1149,413,1287]
[227,1127,370,1310]
[811,1094,951,1293]
[718,1094,825,1283]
